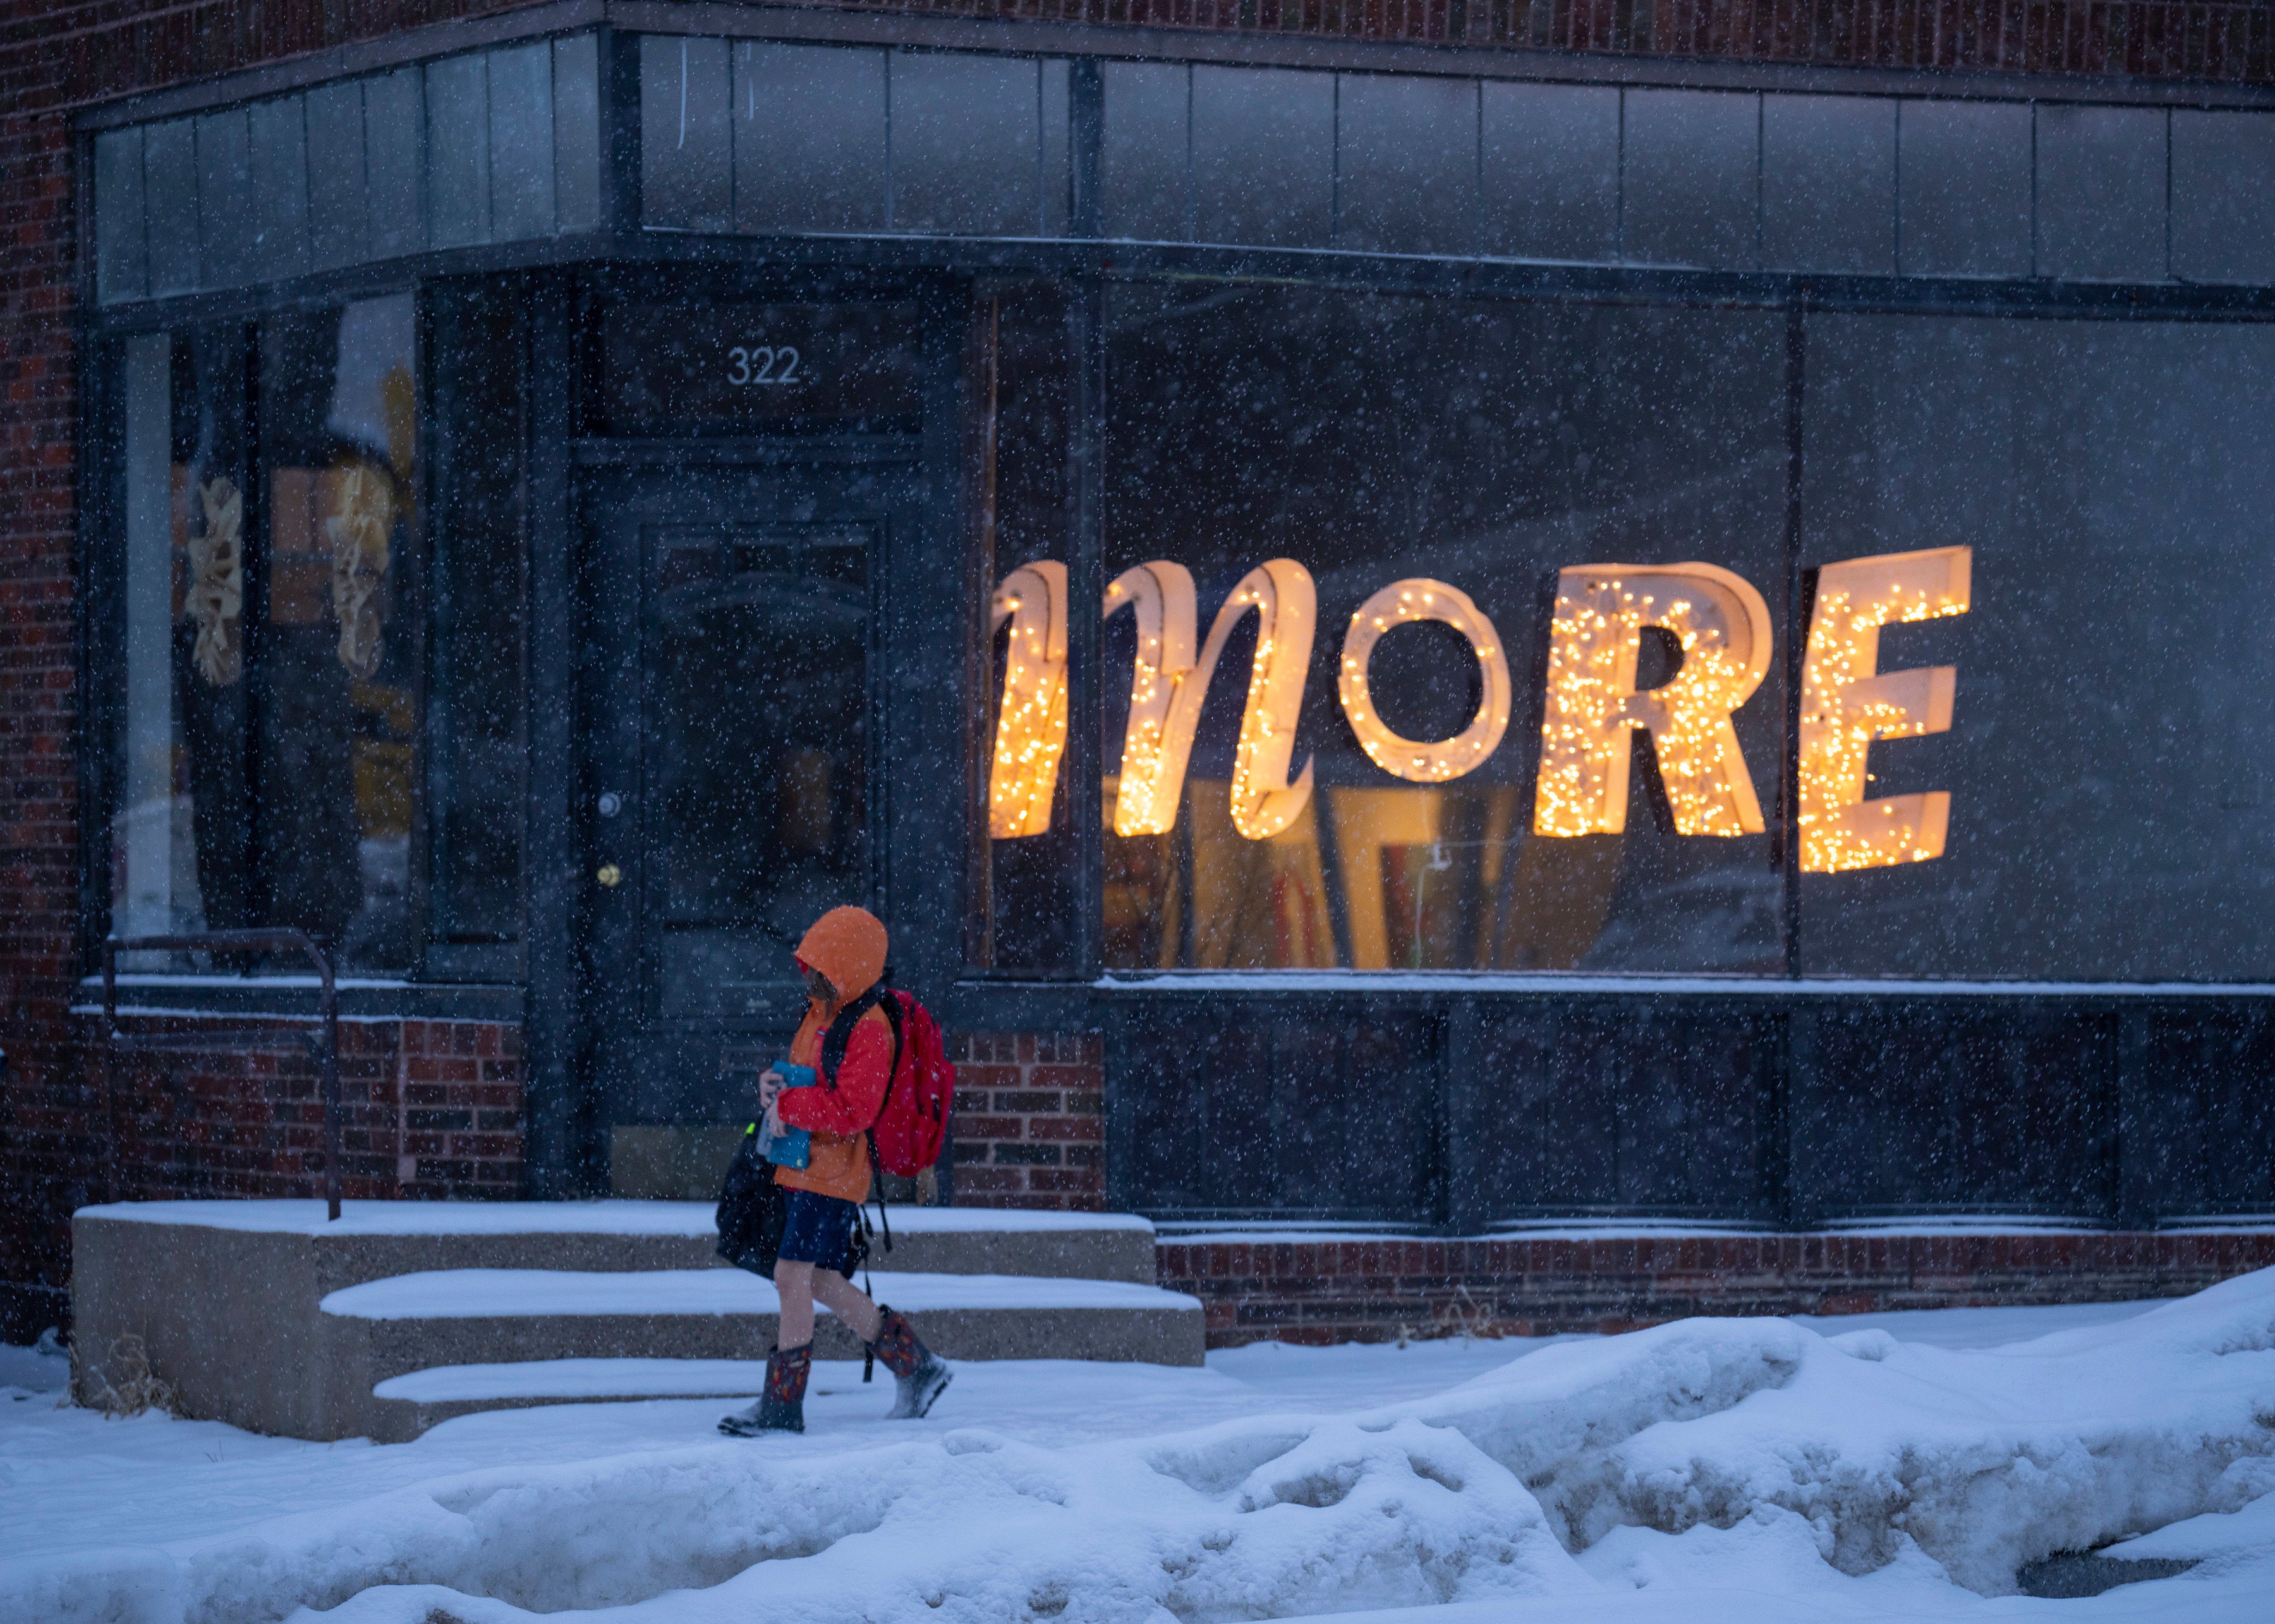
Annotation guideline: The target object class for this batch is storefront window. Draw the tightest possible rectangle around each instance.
[111,294,422,971]
[1799,314,2275,980]
[1093,285,1788,973]
[255,296,420,965]
[113,326,250,946]
[969,287,2275,984]
[427,282,528,952]
[973,284,1078,971]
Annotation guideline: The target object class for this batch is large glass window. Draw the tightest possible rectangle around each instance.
[1799,315,2275,980]
[971,284,2275,984]
[257,297,421,963]
[1095,286,1788,973]
[972,284,1079,972]
[112,294,424,971]
[427,281,530,956]
[113,327,250,944]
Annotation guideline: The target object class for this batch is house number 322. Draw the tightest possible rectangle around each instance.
[726,345,801,385]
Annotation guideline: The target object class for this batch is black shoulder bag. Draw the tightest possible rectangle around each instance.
[713,1122,790,1277]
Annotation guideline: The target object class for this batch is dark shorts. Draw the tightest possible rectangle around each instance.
[775,1187,859,1275]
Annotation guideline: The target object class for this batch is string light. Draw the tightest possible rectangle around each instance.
[1338,579,1511,783]
[987,560,1068,839]
[1015,551,1960,856]
[1532,563,1773,838]
[1103,561,1198,837]
[1099,558,1316,840]
[1208,561,1317,840]
[1799,546,1971,873]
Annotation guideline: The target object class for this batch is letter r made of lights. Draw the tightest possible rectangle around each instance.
[991,548,1970,873]
[1532,564,1773,839]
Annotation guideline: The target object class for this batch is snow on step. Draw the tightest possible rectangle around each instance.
[375,1357,774,1403]
[323,1268,1199,1321]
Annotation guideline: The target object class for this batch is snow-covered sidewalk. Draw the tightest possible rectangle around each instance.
[4,1283,2274,1623]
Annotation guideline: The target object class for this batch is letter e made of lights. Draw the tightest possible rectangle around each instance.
[1797,546,1972,872]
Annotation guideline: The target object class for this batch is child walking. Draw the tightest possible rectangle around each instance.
[719,905,952,1436]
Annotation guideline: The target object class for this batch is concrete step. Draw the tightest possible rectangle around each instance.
[372,1357,774,1434]
[324,1268,1204,1441]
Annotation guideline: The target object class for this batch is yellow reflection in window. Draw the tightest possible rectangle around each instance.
[1532,564,1772,839]
[1101,773,1182,968]
[1799,546,1971,873]
[1326,786,1447,970]
[1179,779,1336,969]
[988,560,1068,838]
[1337,579,1512,783]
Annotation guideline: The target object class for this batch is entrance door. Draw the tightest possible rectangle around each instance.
[580,448,920,1149]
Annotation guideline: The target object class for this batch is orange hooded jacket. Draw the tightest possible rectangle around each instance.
[774,906,894,1206]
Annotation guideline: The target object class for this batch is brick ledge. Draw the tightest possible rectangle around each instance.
[1155,1231,2275,1345]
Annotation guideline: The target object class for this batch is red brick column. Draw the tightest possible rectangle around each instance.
[380,1021,527,1198]
[947,1032,1104,1210]
[0,2,90,1348]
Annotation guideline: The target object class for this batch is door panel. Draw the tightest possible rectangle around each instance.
[651,521,871,1017]
[581,452,918,1137]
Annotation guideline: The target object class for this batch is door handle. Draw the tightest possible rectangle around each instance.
[596,863,622,888]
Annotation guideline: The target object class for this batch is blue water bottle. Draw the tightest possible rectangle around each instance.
[762,1062,818,1168]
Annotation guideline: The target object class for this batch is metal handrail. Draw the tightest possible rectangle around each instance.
[102,931,342,1221]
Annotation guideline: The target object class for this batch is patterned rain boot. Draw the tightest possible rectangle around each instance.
[870,1306,952,1419]
[719,1342,811,1436]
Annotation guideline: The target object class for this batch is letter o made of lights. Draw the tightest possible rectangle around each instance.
[1338,580,1512,783]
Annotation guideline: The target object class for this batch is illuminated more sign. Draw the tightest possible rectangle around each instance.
[989,547,1972,873]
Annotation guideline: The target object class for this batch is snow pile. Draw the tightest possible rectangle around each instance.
[1411,1270,2275,1594]
[3,1273,2272,1623]
[4,1415,1589,1623]
[245,1401,1583,1619]
[0,1328,69,1394]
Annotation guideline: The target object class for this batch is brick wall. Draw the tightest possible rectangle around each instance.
[947,1032,1105,1209]
[831,0,2275,80]
[1156,1231,2275,1347]
[89,1014,525,1202]
[3,1012,524,1338]
[20,1,2275,92]
[0,0,95,1345]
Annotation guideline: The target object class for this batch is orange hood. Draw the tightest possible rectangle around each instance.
[796,906,888,1003]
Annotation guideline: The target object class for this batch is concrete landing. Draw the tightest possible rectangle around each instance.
[74,1197,1157,1283]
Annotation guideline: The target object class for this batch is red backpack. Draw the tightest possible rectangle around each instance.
[820,985,953,1178]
